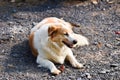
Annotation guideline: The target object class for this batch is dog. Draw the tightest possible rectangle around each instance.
[29,17,89,75]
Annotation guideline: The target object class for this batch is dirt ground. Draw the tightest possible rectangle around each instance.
[0,0,120,80]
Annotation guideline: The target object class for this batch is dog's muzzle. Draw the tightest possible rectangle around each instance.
[62,40,77,48]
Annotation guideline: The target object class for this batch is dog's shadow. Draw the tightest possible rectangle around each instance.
[5,40,49,73]
[5,40,75,75]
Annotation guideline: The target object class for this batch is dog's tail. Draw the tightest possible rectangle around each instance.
[73,34,89,47]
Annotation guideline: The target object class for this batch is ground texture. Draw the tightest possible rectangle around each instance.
[0,0,120,80]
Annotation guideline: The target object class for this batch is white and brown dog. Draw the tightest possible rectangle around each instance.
[29,17,89,75]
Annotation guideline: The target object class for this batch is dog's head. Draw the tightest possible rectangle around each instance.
[48,25,77,48]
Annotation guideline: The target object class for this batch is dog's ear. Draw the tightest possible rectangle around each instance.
[70,22,80,28]
[48,26,58,36]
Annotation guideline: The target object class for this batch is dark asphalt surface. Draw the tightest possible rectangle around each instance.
[0,0,120,80]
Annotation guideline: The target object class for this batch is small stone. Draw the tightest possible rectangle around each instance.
[81,73,92,78]
[19,30,23,32]
[107,0,114,3]
[105,43,113,48]
[116,38,120,41]
[99,70,106,74]
[98,69,110,74]
[85,73,92,79]
[2,50,5,53]
[9,35,14,38]
[110,64,119,67]
[69,76,75,80]
[12,9,17,13]
[116,43,120,46]
[51,76,55,78]
[8,21,14,25]
[103,8,106,11]
[77,77,82,80]
[32,22,38,26]
[92,42,98,45]
[7,64,16,68]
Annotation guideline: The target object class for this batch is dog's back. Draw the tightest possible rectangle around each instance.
[31,17,72,33]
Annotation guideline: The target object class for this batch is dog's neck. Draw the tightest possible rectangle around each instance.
[48,38,64,48]
[47,38,65,55]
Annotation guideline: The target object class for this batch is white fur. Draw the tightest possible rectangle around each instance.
[30,17,89,75]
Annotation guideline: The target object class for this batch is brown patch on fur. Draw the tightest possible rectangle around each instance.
[48,26,58,37]
[48,25,65,40]
[48,25,73,42]
[29,32,38,57]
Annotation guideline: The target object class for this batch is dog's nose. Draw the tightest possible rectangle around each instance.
[73,40,77,44]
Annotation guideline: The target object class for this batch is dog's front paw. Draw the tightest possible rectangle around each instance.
[51,69,61,75]
[73,62,84,69]
[76,63,84,68]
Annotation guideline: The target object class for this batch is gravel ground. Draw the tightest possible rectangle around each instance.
[0,0,120,80]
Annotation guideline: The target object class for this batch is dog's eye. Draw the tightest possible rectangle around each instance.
[64,32,69,36]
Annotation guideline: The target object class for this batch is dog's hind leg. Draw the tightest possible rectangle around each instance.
[36,55,61,75]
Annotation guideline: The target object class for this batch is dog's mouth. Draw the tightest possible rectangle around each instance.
[62,40,74,48]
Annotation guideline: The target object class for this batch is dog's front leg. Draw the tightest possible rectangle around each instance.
[36,55,61,75]
[66,49,84,68]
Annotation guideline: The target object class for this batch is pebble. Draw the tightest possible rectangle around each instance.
[9,35,14,38]
[19,30,23,32]
[92,42,98,45]
[116,43,120,46]
[116,38,120,41]
[69,76,75,80]
[77,77,82,80]
[2,49,5,53]
[86,73,92,79]
[7,64,16,68]
[103,8,106,11]
[98,69,110,74]
[12,9,17,13]
[105,43,113,48]
[110,64,119,67]
[8,21,14,25]
[32,22,38,26]
[107,0,114,3]
[81,73,92,79]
